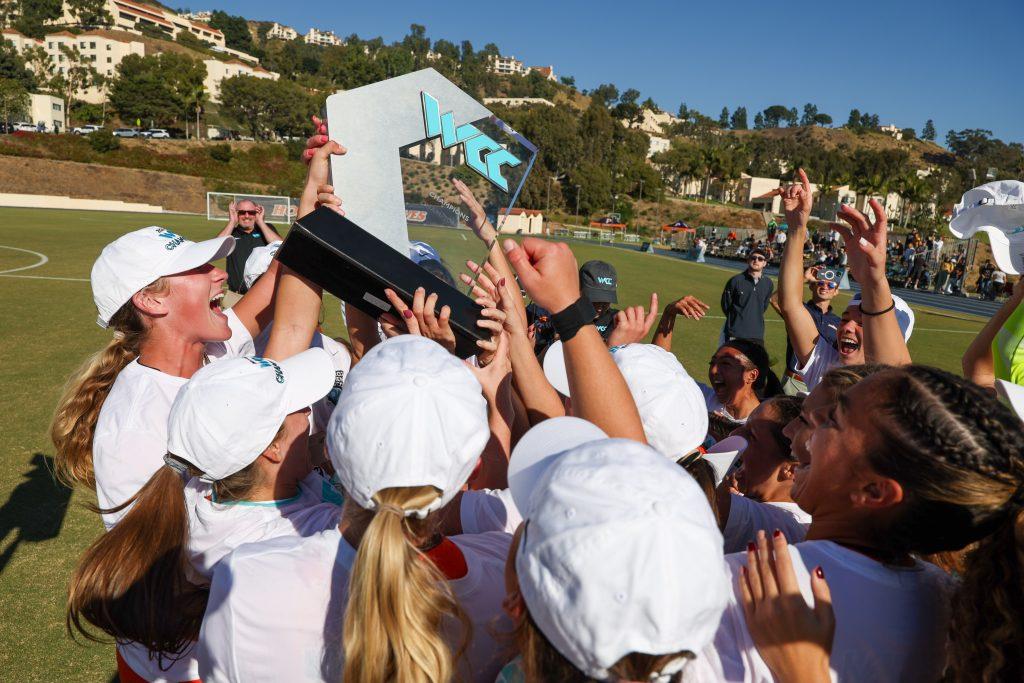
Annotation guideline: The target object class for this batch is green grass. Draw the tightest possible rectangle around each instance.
[0,207,985,681]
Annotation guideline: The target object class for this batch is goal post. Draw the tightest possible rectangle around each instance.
[206,192,296,223]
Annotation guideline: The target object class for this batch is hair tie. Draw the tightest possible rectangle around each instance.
[163,454,189,477]
[377,503,406,517]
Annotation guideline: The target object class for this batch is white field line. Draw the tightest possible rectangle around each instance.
[0,246,48,274]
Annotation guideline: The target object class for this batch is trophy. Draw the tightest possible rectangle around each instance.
[276,68,538,358]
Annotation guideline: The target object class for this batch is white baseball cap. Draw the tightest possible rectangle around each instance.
[849,292,915,341]
[514,439,729,680]
[542,339,570,396]
[611,344,709,460]
[167,348,335,481]
[326,335,489,517]
[507,416,608,517]
[243,240,282,290]
[91,227,234,328]
[949,180,1024,274]
[996,379,1024,423]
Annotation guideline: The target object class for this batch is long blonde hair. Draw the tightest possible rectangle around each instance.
[51,279,168,487]
[343,486,471,683]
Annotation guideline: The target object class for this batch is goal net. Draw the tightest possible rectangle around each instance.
[206,192,296,223]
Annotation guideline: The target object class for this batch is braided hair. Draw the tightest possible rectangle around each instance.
[864,365,1024,682]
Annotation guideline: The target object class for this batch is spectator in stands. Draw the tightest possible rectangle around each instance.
[990,268,1007,300]
[935,256,953,293]
[720,248,774,344]
[217,200,283,294]
[977,259,995,299]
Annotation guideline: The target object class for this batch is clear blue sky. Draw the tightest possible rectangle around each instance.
[204,0,1023,145]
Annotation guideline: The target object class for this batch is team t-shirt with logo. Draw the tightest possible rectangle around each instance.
[683,541,954,683]
[92,309,253,529]
[198,530,513,682]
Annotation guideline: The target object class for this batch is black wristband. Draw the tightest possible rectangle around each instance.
[859,299,896,316]
[551,297,597,342]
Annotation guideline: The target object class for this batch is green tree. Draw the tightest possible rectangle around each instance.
[14,0,63,38]
[401,24,430,56]
[431,39,459,61]
[590,83,619,108]
[730,106,747,130]
[209,10,254,53]
[718,106,729,127]
[36,45,100,129]
[813,113,832,126]
[66,0,112,27]
[847,109,861,129]
[219,75,315,139]
[559,75,575,88]
[922,119,936,141]
[0,78,29,125]
[761,105,790,128]
[614,88,642,126]
[753,112,765,129]
[0,39,35,90]
[800,103,818,126]
[108,53,206,127]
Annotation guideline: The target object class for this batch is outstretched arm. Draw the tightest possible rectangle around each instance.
[253,205,284,243]
[652,295,710,351]
[832,200,911,365]
[778,169,821,365]
[962,279,1024,389]
[503,237,645,442]
[216,201,236,238]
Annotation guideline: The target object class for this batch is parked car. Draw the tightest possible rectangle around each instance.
[73,124,102,135]
[113,128,140,138]
[13,122,37,132]
[144,128,170,139]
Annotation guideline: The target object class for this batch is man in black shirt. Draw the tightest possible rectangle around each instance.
[720,248,774,344]
[216,199,283,293]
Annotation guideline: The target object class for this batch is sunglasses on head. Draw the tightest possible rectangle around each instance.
[816,280,838,290]
[237,210,258,216]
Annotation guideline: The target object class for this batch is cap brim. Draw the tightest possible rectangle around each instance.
[279,347,337,413]
[996,380,1024,422]
[703,435,747,486]
[583,288,617,303]
[163,236,235,277]
[542,340,570,397]
[508,416,607,518]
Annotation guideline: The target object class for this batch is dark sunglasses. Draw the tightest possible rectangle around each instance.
[237,210,258,216]
[816,280,839,290]
[749,255,766,262]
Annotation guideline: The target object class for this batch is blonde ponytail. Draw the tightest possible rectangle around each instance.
[51,279,167,488]
[343,487,471,683]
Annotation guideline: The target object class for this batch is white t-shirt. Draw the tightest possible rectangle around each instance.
[119,470,341,683]
[792,336,839,393]
[460,488,522,535]
[698,382,748,424]
[685,541,955,683]
[198,529,513,683]
[775,232,787,245]
[721,494,811,554]
[993,270,1007,284]
[93,309,252,529]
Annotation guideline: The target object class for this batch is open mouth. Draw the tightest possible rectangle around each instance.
[209,292,225,312]
[837,337,861,356]
[711,378,728,395]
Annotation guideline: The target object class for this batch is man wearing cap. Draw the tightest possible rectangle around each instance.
[774,265,841,395]
[579,260,619,341]
[720,248,774,344]
[217,199,283,294]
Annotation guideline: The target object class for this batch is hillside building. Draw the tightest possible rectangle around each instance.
[303,28,341,47]
[487,54,526,76]
[28,93,65,132]
[203,59,279,102]
[528,65,556,81]
[50,0,226,47]
[266,23,297,41]
[497,208,544,234]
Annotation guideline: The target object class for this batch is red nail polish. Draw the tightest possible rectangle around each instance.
[403,310,413,319]
[773,529,782,538]
[747,542,756,552]
[815,566,825,579]
[498,278,506,287]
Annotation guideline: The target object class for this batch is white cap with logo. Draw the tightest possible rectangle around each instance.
[243,240,282,290]
[166,348,335,481]
[611,344,709,460]
[326,335,489,517]
[91,227,234,328]
[511,438,729,680]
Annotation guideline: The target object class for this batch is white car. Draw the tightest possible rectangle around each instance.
[145,128,170,139]
[13,122,38,132]
[74,124,102,135]
[113,128,140,138]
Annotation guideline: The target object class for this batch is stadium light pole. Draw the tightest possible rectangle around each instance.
[574,184,581,224]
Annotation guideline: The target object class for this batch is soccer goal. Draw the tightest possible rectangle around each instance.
[206,192,296,223]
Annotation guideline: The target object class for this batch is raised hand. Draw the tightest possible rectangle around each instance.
[781,168,813,230]
[474,300,506,366]
[313,184,343,216]
[502,238,580,314]
[302,115,329,163]
[467,330,511,398]
[669,294,710,320]
[606,293,659,347]
[254,203,267,227]
[803,265,822,284]
[379,287,457,353]
[831,199,888,285]
[227,201,238,226]
[740,531,834,683]
[452,178,497,243]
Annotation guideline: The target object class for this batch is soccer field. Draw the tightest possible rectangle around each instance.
[0,207,985,681]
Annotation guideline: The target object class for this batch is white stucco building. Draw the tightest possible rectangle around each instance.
[203,59,279,103]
